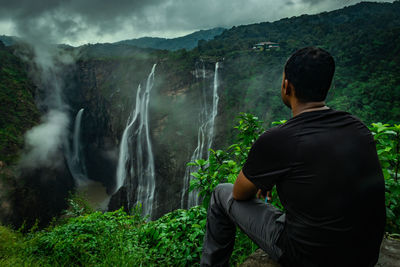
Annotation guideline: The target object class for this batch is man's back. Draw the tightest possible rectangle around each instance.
[201,47,386,267]
[243,109,386,266]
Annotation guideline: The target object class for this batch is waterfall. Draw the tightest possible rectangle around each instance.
[73,109,84,164]
[136,64,156,217]
[114,64,157,217]
[114,85,142,194]
[66,108,88,186]
[181,62,220,208]
[208,62,220,155]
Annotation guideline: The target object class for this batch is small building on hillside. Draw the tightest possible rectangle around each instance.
[252,41,280,51]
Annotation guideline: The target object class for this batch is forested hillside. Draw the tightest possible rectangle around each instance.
[192,1,400,127]
[0,41,39,165]
[114,27,225,51]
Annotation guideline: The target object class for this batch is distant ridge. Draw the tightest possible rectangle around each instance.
[0,28,225,50]
[114,27,225,51]
[0,35,19,46]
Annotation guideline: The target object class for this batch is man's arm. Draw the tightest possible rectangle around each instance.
[233,170,257,200]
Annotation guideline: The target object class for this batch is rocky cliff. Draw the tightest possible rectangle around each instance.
[0,44,75,228]
[67,51,226,218]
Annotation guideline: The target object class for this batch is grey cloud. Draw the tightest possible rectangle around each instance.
[301,0,326,4]
[0,0,164,43]
[301,0,355,4]
[0,0,394,45]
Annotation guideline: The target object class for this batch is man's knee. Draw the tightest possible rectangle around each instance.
[213,183,233,198]
[211,183,234,211]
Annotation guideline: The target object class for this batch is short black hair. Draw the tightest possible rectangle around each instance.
[284,47,335,102]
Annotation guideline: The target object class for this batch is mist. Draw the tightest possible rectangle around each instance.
[20,110,69,169]
[12,19,77,172]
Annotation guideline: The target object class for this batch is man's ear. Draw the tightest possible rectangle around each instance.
[284,79,291,96]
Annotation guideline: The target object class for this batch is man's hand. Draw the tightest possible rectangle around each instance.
[256,189,272,202]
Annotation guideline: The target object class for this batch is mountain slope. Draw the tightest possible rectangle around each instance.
[195,1,400,125]
[0,44,40,164]
[115,27,225,50]
[0,35,19,46]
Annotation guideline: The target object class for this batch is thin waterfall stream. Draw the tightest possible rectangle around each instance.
[181,62,220,208]
[66,108,88,186]
[114,64,157,217]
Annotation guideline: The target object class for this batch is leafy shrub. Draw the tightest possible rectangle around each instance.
[370,123,400,233]
[189,113,263,208]
[137,205,256,266]
[0,226,22,258]
[63,193,95,218]
[189,113,282,209]
[26,208,141,266]
[137,206,206,266]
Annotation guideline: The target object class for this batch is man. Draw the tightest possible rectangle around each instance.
[200,47,386,267]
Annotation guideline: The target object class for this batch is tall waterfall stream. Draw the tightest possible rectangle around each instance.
[115,64,157,217]
[181,62,220,208]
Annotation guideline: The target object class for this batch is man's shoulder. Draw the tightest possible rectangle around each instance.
[258,109,371,144]
[253,124,296,153]
[258,124,290,141]
[286,109,369,130]
[330,109,371,133]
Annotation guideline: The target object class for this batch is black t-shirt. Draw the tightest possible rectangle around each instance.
[243,109,386,267]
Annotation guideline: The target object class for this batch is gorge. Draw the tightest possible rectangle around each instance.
[0,1,400,227]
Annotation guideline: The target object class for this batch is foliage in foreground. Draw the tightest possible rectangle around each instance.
[370,123,400,233]
[0,204,255,267]
[189,113,284,210]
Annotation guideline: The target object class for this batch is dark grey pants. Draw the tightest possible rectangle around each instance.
[200,183,285,267]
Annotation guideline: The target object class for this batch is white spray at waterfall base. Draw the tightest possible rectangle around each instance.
[114,64,157,217]
[181,62,220,208]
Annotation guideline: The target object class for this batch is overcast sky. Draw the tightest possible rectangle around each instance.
[0,0,394,46]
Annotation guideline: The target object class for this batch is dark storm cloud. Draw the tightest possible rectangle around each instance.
[0,0,393,45]
[0,0,167,43]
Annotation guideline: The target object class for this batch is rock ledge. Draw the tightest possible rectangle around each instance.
[240,238,400,267]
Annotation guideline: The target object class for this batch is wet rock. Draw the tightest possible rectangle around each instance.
[240,249,280,267]
[377,238,400,266]
[240,238,400,267]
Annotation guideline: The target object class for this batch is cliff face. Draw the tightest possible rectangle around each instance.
[0,45,40,165]
[0,44,40,225]
[69,55,223,218]
[0,45,75,228]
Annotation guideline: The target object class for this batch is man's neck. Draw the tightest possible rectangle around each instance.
[292,101,328,117]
